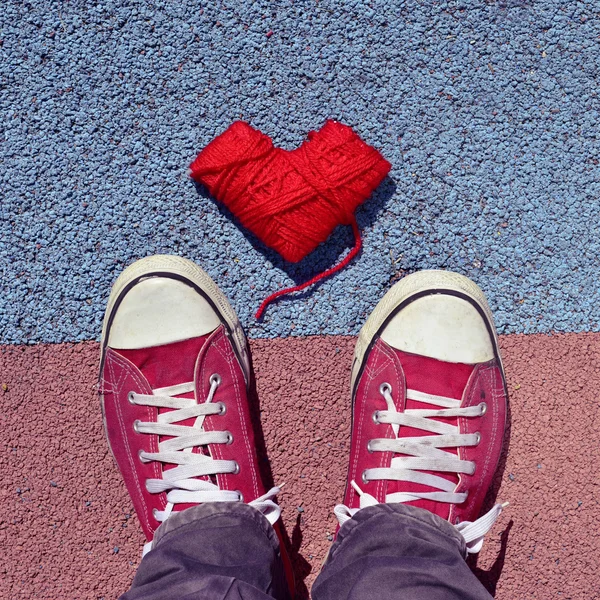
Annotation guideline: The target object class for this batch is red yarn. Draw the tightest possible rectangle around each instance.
[190,120,391,317]
[255,219,362,320]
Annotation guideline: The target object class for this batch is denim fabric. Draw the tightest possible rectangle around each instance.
[122,503,492,600]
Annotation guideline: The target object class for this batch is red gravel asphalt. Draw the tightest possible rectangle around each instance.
[1,333,600,599]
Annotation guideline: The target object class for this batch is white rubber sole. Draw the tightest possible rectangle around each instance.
[99,254,250,382]
[350,270,504,394]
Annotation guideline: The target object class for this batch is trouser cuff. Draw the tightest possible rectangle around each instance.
[151,502,280,554]
[332,503,468,562]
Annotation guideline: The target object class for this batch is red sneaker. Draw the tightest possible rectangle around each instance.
[98,255,291,582]
[335,270,508,553]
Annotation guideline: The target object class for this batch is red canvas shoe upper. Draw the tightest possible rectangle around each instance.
[99,326,280,545]
[335,275,508,553]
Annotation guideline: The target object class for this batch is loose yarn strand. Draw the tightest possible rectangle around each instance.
[255,218,362,320]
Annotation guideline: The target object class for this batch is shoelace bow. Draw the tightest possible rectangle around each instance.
[334,383,507,553]
[130,374,281,556]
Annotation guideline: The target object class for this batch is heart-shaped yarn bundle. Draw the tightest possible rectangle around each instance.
[190,120,391,318]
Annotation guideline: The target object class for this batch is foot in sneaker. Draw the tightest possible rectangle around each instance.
[334,270,508,553]
[98,255,286,560]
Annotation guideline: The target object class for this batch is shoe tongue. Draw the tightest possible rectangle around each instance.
[397,350,474,399]
[388,349,475,520]
[115,335,211,391]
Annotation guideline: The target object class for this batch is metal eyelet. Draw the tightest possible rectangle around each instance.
[372,410,381,424]
[217,402,227,416]
[152,508,158,519]
[232,462,240,474]
[474,432,481,445]
[225,432,234,445]
[210,373,222,386]
[454,516,461,525]
[138,449,147,462]
[479,402,488,415]
[367,440,374,453]
[127,391,136,404]
[379,382,392,396]
[468,463,476,475]
[235,490,244,502]
[361,471,369,485]
[133,419,141,433]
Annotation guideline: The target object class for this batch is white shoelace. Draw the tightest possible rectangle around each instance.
[130,375,282,556]
[334,383,507,553]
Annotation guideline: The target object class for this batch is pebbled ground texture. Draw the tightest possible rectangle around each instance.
[1,0,600,344]
[2,333,599,599]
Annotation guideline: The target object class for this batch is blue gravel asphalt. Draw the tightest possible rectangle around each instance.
[1,0,599,344]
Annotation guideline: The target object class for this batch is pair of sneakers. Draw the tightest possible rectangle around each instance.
[98,255,507,587]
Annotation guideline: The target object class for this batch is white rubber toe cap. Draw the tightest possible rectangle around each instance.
[380,293,494,364]
[108,277,221,349]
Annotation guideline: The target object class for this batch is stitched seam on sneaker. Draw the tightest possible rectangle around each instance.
[373,340,404,503]
[107,350,162,534]
[218,331,260,499]
[459,363,500,516]
[201,329,260,500]
[350,343,377,503]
